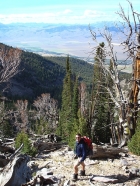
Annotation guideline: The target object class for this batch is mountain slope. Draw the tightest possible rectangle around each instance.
[0,43,94,102]
[44,56,94,85]
[0,43,131,104]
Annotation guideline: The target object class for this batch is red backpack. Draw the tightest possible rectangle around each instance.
[82,136,93,155]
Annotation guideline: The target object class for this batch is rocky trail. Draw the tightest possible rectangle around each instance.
[31,145,140,186]
[1,141,140,186]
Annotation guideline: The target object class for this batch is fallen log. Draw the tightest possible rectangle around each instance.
[90,143,128,159]
[0,155,9,167]
[21,175,58,186]
[9,143,23,160]
[0,144,24,168]
[1,138,15,143]
[0,154,31,186]
[34,141,63,152]
[0,145,15,154]
[90,175,118,183]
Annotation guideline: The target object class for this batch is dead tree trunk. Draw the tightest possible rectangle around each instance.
[89,1,140,147]
[90,143,128,159]
[0,154,31,186]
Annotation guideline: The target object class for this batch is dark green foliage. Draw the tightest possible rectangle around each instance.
[1,120,14,137]
[0,42,94,104]
[128,118,140,155]
[45,56,94,87]
[68,119,79,148]
[57,56,92,148]
[15,132,37,156]
[90,43,112,143]
[34,117,49,135]
[78,110,89,136]
[0,43,65,103]
[72,76,79,119]
[18,51,65,101]
[58,56,73,141]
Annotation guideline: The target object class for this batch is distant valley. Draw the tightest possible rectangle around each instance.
[0,22,129,61]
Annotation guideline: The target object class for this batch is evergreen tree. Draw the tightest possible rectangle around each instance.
[90,42,112,143]
[128,115,140,155]
[78,110,89,136]
[15,131,37,156]
[72,76,79,119]
[57,56,73,141]
[68,78,91,147]
[2,120,14,137]
[57,56,95,147]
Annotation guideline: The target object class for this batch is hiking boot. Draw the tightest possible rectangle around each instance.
[80,170,85,176]
[72,173,78,181]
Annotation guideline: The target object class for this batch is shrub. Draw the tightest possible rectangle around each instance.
[15,131,37,156]
[1,120,14,137]
[128,128,140,156]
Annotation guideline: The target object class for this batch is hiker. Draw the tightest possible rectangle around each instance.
[73,133,87,181]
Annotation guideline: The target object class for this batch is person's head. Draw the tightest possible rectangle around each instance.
[75,133,81,142]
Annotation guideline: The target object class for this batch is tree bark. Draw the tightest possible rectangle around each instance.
[0,154,31,186]
[34,141,64,152]
[90,143,128,159]
[0,145,15,154]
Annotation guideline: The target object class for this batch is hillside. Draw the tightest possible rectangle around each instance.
[0,43,94,103]
[0,43,132,105]
[44,56,94,85]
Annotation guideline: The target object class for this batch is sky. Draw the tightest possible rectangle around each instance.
[0,0,140,24]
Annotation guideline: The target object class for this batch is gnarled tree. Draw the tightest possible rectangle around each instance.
[0,44,22,136]
[33,93,58,133]
[0,43,22,83]
[90,0,140,146]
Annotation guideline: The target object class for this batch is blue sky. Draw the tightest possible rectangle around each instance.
[0,0,139,24]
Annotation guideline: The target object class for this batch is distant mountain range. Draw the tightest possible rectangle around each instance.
[0,22,129,60]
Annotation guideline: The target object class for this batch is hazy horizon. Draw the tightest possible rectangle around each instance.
[0,1,139,60]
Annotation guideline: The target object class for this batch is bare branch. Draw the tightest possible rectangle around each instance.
[0,44,22,83]
[9,143,23,160]
[89,1,140,146]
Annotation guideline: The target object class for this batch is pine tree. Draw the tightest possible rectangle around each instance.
[90,42,112,143]
[128,115,140,155]
[69,76,81,147]
[15,131,37,156]
[72,76,79,119]
[57,56,73,141]
[57,56,93,146]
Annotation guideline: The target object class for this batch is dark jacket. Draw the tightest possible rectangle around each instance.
[75,138,87,162]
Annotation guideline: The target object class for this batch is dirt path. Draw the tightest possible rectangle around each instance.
[35,147,140,186]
